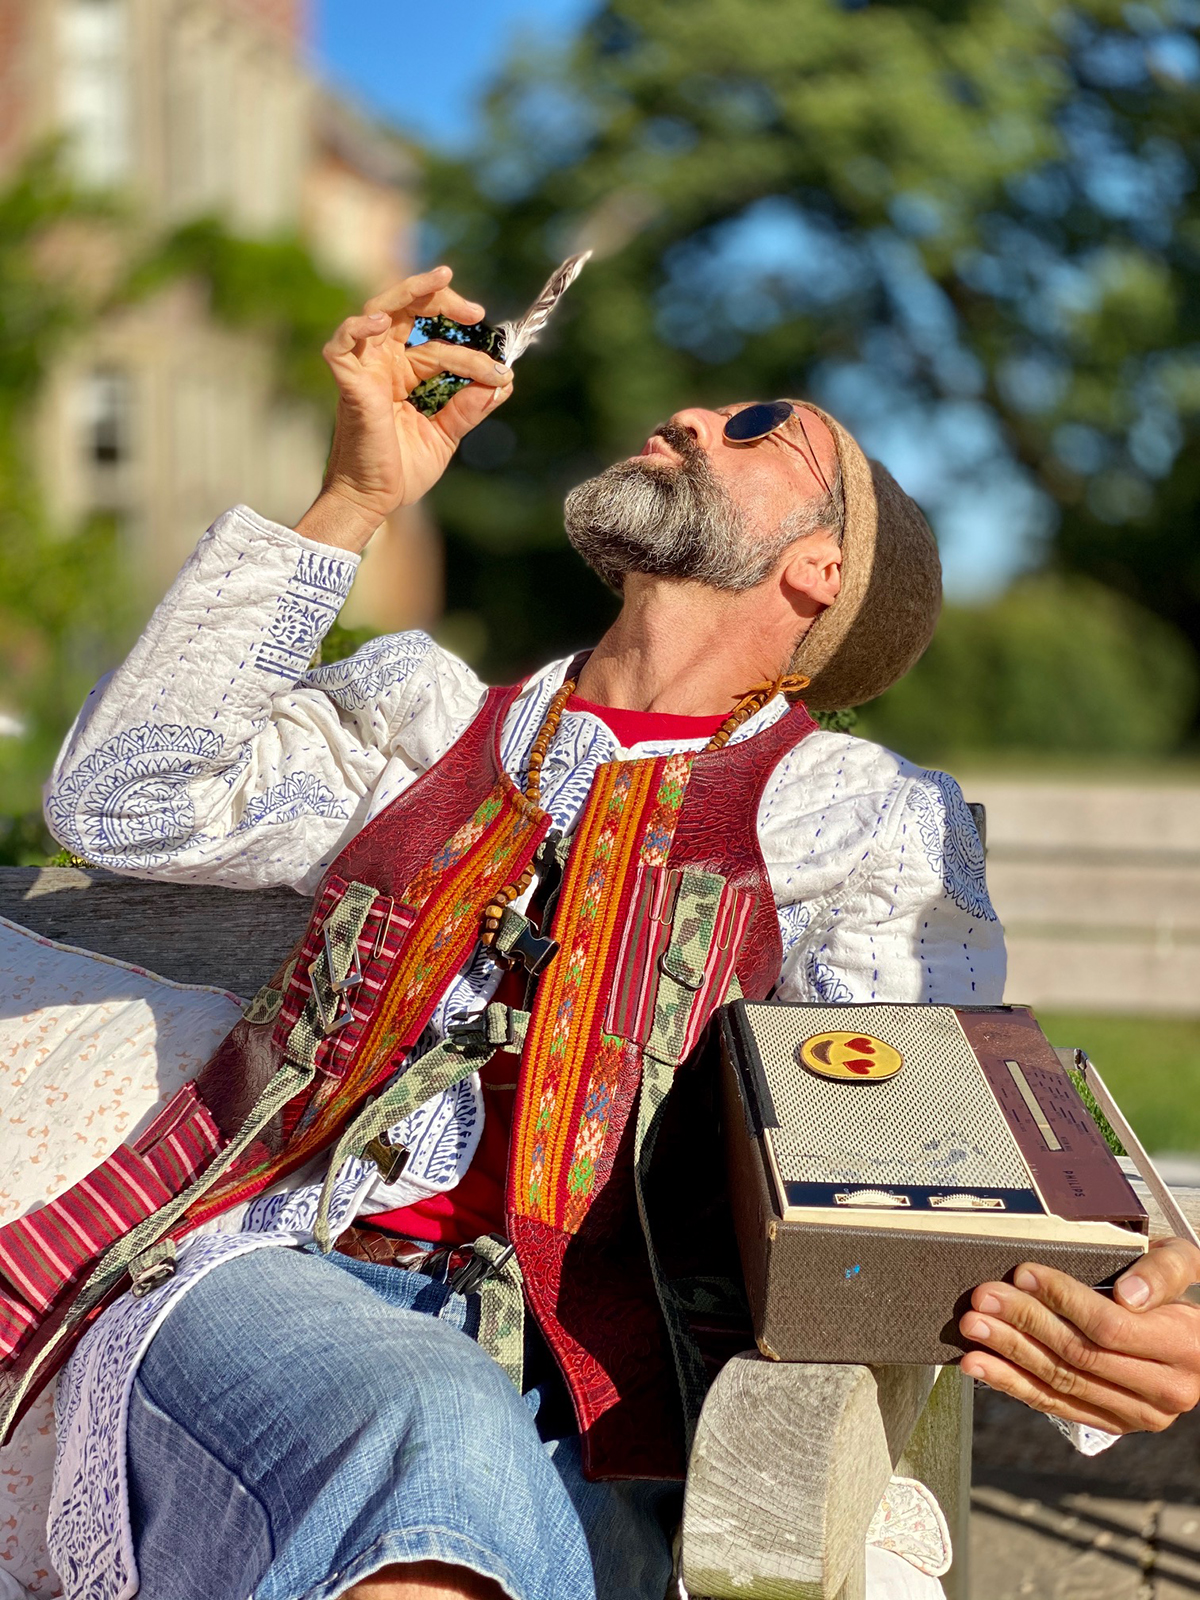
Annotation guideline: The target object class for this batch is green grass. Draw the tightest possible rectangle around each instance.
[1039,1011,1200,1153]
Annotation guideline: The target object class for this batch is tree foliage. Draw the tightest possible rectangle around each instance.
[859,574,1198,761]
[0,160,356,862]
[124,217,358,402]
[421,0,1200,749]
[0,152,134,862]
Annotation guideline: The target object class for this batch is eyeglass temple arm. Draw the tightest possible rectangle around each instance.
[786,408,833,498]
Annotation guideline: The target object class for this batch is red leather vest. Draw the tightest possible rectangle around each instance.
[0,681,818,1474]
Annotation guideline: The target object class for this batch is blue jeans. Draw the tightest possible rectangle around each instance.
[126,1245,680,1600]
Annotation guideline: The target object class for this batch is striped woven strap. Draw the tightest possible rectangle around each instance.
[0,1047,319,1445]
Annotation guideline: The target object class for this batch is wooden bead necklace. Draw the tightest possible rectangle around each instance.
[480,670,809,956]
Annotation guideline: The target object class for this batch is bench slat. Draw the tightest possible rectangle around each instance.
[0,867,308,995]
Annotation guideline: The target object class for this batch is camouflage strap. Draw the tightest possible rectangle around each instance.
[471,1234,526,1389]
[646,869,727,1065]
[313,1004,529,1251]
[292,880,380,1068]
[633,967,745,1450]
[242,957,298,1026]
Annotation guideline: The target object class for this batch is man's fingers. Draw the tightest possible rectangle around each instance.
[365,269,485,327]
[363,265,452,313]
[323,312,392,361]
[960,1349,1163,1434]
[1114,1237,1200,1312]
[991,1264,1163,1358]
[959,1298,1188,1416]
[428,377,514,446]
[406,341,512,388]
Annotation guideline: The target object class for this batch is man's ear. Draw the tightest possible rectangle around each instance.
[781,534,842,620]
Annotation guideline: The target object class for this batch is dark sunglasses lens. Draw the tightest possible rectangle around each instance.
[723,400,794,442]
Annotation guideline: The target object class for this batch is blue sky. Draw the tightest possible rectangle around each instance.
[313,0,597,150]
[311,1,1036,598]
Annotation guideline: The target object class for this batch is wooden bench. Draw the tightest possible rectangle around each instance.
[4,866,1196,1600]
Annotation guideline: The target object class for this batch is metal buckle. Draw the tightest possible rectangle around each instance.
[324,922,364,994]
[363,1135,408,1184]
[309,959,356,1034]
[449,1233,515,1297]
[130,1239,177,1299]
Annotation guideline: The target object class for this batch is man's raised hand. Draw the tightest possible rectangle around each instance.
[298,265,513,552]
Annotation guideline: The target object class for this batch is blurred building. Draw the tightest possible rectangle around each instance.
[0,0,440,631]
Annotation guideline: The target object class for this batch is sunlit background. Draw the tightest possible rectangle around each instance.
[2,0,1200,1154]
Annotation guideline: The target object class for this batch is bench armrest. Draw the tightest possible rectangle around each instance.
[681,1354,937,1600]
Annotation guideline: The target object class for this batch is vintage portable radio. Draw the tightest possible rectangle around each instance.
[721,1001,1150,1365]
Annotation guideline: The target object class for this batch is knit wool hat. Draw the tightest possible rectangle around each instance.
[789,401,942,710]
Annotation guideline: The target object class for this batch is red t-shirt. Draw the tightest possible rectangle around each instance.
[371,693,727,1245]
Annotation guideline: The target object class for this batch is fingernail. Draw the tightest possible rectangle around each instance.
[1119,1275,1150,1307]
[965,1316,991,1339]
[977,1293,1001,1314]
[1013,1268,1038,1292]
[368,311,388,323]
[493,363,512,377]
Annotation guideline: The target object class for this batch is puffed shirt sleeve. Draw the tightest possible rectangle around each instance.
[44,505,485,892]
[766,736,1006,1006]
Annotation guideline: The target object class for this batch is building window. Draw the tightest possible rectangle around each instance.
[82,367,132,469]
[58,0,131,189]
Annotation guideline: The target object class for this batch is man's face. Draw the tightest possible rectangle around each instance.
[563,402,840,592]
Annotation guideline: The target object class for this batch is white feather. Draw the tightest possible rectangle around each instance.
[496,251,592,364]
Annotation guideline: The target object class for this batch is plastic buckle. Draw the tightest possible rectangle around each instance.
[504,922,559,978]
[449,1233,515,1297]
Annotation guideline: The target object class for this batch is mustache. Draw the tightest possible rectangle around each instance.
[650,421,705,465]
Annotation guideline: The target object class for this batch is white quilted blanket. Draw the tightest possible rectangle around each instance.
[0,912,243,1598]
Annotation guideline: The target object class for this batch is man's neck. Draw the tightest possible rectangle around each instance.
[574,574,799,716]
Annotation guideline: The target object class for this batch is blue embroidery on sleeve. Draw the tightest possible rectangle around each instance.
[906,772,997,921]
[46,722,224,865]
[804,951,855,1002]
[302,631,437,711]
[777,900,812,957]
[234,772,349,832]
[255,549,356,678]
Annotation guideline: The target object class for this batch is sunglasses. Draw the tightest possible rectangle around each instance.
[722,401,832,496]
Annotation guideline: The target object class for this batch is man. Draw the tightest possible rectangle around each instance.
[37,267,1200,1600]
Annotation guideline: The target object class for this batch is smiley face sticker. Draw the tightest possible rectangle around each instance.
[798,1032,903,1082]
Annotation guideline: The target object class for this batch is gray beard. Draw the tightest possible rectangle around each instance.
[563,437,793,593]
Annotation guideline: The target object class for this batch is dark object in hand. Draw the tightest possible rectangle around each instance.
[408,314,503,417]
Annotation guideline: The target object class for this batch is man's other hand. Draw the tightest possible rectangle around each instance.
[960,1237,1200,1434]
[297,265,514,552]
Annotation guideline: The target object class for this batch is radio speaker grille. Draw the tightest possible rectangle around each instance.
[744,1004,1032,1192]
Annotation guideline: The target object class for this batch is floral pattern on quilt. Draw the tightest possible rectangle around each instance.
[253,548,356,679]
[234,772,348,832]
